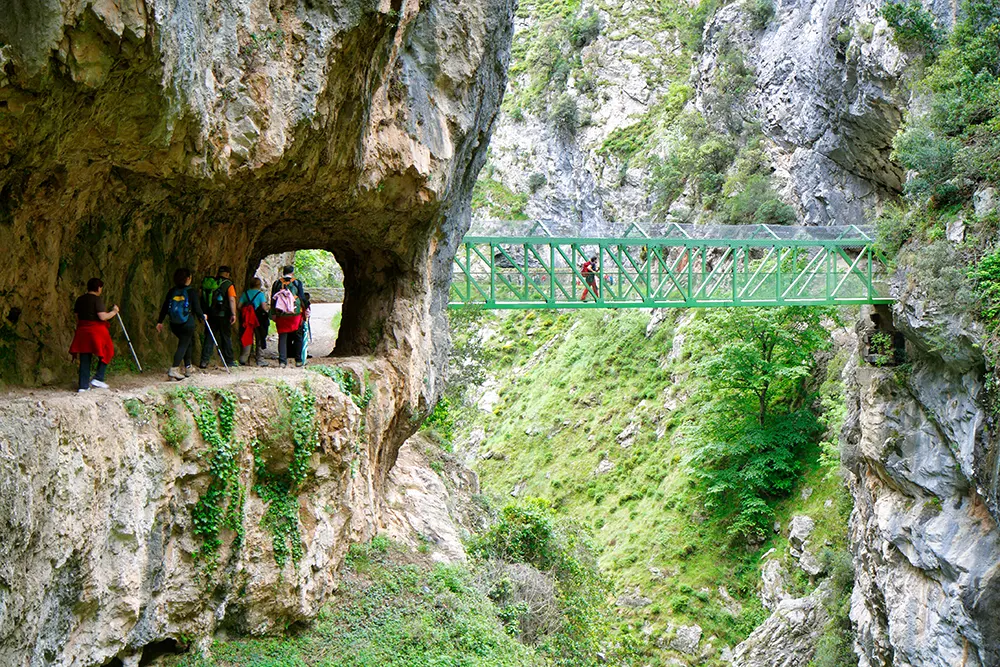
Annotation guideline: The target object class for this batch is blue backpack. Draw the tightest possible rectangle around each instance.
[167,287,191,325]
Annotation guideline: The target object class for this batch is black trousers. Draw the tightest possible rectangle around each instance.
[170,323,195,367]
[78,353,107,390]
[201,316,234,365]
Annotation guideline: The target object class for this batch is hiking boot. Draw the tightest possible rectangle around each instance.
[257,360,268,367]
[295,361,303,368]
[198,363,208,370]
[90,379,109,389]
[279,361,288,369]
[183,365,193,377]
[167,367,186,381]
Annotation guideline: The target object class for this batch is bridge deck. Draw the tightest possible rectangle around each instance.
[449,223,892,309]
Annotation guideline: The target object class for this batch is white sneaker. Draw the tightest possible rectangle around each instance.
[90,379,109,389]
[77,388,88,393]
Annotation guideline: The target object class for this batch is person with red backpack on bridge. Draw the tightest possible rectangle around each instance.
[580,255,600,302]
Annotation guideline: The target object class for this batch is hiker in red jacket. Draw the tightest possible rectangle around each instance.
[580,255,600,302]
[69,278,119,392]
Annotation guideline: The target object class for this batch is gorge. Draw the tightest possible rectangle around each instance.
[1,0,1000,665]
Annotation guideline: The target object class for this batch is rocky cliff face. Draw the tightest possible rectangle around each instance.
[0,363,419,666]
[844,292,1000,666]
[0,0,514,394]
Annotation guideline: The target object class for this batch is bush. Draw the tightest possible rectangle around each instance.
[880,0,943,50]
[969,249,1000,325]
[873,203,916,257]
[566,9,602,48]
[549,94,580,138]
[905,240,976,309]
[528,172,548,193]
[746,0,775,29]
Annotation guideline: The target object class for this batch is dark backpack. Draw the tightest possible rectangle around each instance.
[167,287,191,325]
[202,276,232,317]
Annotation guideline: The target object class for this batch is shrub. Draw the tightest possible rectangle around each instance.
[746,0,775,29]
[873,203,915,257]
[969,249,1000,325]
[528,172,548,193]
[566,9,602,48]
[549,94,580,138]
[880,0,943,50]
[906,241,976,309]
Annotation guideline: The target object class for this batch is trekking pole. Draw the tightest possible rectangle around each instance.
[117,313,143,373]
[204,320,231,374]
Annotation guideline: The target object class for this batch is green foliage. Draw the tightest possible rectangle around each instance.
[123,398,149,421]
[469,499,630,667]
[527,172,548,193]
[721,175,796,225]
[886,0,1000,251]
[176,554,539,666]
[873,203,916,257]
[969,249,1000,326]
[423,396,455,449]
[598,84,691,165]
[745,0,775,30]
[566,8,602,48]
[472,178,530,220]
[684,308,831,539]
[252,384,319,569]
[181,389,245,572]
[156,395,192,446]
[880,0,943,50]
[294,249,343,289]
[549,93,580,138]
[868,332,894,367]
[903,240,976,309]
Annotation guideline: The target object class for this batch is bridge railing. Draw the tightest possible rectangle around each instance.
[450,229,892,309]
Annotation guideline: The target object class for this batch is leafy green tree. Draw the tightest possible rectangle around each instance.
[684,307,831,540]
[294,249,343,288]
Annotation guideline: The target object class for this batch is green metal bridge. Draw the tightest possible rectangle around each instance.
[449,221,892,310]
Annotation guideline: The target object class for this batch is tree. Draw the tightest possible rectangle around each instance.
[683,307,832,540]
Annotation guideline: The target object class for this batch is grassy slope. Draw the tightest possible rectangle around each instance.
[447,308,851,663]
[170,540,539,667]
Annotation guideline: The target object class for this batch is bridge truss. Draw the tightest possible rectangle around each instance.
[450,221,892,309]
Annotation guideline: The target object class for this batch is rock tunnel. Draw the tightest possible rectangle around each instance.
[0,0,516,393]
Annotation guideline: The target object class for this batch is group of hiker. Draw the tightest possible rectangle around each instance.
[69,265,312,392]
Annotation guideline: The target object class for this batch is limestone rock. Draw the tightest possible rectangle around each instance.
[845,302,1000,667]
[669,624,703,655]
[788,515,815,551]
[382,436,467,563]
[616,588,653,609]
[595,459,615,475]
[974,186,997,218]
[0,370,410,666]
[731,583,831,667]
[760,559,790,611]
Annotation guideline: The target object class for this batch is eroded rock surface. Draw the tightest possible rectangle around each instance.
[0,0,515,394]
[0,363,420,666]
[843,297,1000,667]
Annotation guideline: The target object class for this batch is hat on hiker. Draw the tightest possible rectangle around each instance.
[218,265,231,274]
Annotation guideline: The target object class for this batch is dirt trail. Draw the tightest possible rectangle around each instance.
[0,302,345,406]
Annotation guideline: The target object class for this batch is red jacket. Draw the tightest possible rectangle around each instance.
[69,320,115,364]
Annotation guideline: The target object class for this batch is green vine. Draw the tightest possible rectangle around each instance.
[252,383,319,569]
[180,388,245,574]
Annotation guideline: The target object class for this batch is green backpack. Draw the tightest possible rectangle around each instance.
[201,276,231,317]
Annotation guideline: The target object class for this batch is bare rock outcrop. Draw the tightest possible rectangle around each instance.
[843,298,1000,667]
